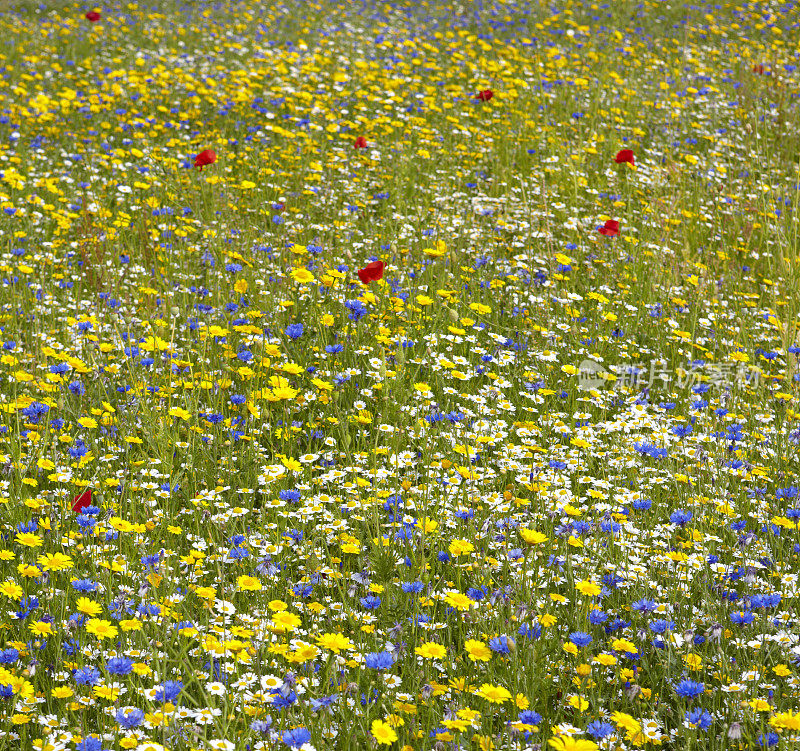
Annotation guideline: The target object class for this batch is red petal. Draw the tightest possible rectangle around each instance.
[194,149,216,167]
[357,261,384,284]
[72,489,92,512]
[598,220,620,237]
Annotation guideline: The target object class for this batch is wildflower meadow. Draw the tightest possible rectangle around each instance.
[2,1,800,749]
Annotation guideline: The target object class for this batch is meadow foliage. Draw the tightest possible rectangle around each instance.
[1,1,800,749]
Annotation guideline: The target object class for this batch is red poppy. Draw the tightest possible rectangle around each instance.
[72,489,93,513]
[598,220,620,237]
[614,149,635,165]
[476,89,494,102]
[752,64,766,75]
[85,10,101,22]
[354,136,368,149]
[358,261,384,284]
[194,149,217,169]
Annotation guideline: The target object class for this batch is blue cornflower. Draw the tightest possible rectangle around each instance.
[648,619,675,635]
[364,651,395,670]
[588,610,609,625]
[675,679,705,699]
[325,343,344,354]
[586,720,615,739]
[731,610,755,626]
[685,708,712,730]
[310,694,338,711]
[114,707,145,729]
[285,323,304,339]
[106,657,134,676]
[670,509,693,526]
[568,632,593,647]
[0,649,19,664]
[518,623,541,639]
[75,736,107,751]
[360,595,381,610]
[282,727,312,748]
[401,581,424,594]
[488,635,513,654]
[518,710,542,726]
[631,598,657,613]
[154,680,183,703]
[74,667,101,686]
[251,717,273,734]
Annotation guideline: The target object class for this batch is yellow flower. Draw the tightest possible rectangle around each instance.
[548,738,599,751]
[237,575,262,592]
[594,653,617,666]
[575,580,601,597]
[316,632,354,654]
[52,686,74,699]
[0,580,23,598]
[611,711,641,735]
[772,711,800,731]
[371,719,398,745]
[448,539,474,557]
[475,683,512,704]
[469,302,492,315]
[611,638,637,654]
[568,695,589,711]
[520,529,548,545]
[76,597,103,616]
[271,611,301,632]
[415,642,446,660]
[464,639,492,662]
[29,621,54,636]
[291,268,314,284]
[289,642,320,663]
[445,592,472,611]
[85,618,118,640]
[36,553,73,571]
[15,533,42,548]
[419,517,438,533]
[94,684,120,701]
[684,653,702,671]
